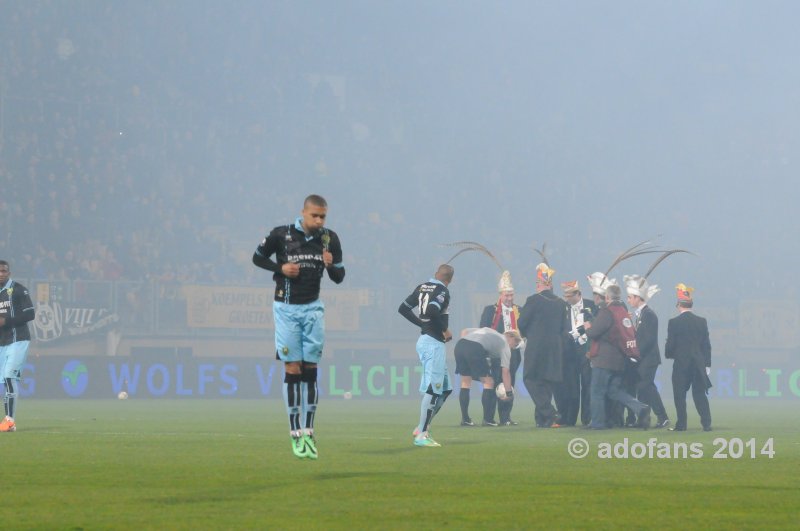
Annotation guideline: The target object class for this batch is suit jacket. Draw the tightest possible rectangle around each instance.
[479,302,520,333]
[518,289,569,382]
[584,301,627,372]
[664,311,711,370]
[634,305,661,368]
[563,298,597,361]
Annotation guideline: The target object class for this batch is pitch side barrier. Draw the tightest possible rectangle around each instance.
[11,357,800,400]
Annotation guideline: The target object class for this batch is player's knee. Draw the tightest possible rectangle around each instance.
[284,361,302,375]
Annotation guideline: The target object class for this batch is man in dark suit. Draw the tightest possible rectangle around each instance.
[664,283,712,432]
[478,270,521,426]
[624,274,669,428]
[518,263,569,428]
[558,280,597,426]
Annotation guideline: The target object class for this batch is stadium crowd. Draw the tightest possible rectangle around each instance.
[0,1,766,310]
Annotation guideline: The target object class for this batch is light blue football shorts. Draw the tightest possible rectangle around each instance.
[416,334,451,395]
[273,300,325,363]
[0,341,30,379]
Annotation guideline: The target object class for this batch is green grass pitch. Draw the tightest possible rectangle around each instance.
[5,398,798,529]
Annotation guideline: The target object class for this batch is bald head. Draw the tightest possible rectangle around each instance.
[435,264,454,285]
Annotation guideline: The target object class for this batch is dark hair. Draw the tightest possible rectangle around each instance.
[678,299,694,308]
[0,260,9,268]
[304,194,328,208]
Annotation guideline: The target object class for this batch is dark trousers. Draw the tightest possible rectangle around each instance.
[613,360,639,425]
[554,353,580,426]
[589,366,648,429]
[579,358,592,425]
[523,377,558,426]
[637,363,667,421]
[672,364,711,429]
[496,348,521,423]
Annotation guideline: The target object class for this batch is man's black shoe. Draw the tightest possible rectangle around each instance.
[460,419,475,427]
[668,426,686,432]
[703,426,713,432]
[500,420,519,426]
[482,420,499,427]
[655,418,670,429]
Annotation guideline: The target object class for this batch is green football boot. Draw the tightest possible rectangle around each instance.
[291,434,307,459]
[303,434,318,460]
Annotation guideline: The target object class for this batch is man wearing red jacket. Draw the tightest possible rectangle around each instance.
[584,284,651,430]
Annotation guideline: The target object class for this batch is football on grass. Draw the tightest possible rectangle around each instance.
[117,391,129,400]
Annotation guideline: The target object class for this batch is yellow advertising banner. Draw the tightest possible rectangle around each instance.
[184,286,361,331]
[185,285,273,329]
[738,300,800,349]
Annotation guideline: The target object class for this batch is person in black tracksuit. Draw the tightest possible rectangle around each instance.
[252,194,345,459]
[0,260,36,432]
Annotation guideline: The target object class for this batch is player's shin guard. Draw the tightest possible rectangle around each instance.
[282,373,302,433]
[301,365,318,434]
[4,378,17,419]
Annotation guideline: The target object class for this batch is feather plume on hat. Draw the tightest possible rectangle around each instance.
[624,249,693,301]
[441,241,503,270]
[533,242,550,267]
[589,239,662,296]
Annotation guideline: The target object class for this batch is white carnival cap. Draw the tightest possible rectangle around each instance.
[587,272,617,296]
[498,270,514,293]
[623,274,660,301]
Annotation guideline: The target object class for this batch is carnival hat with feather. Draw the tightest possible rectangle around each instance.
[589,239,662,296]
[441,241,512,290]
[441,241,517,326]
[624,249,693,302]
[533,243,555,285]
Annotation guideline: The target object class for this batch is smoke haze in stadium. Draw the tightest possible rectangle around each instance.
[1,0,798,323]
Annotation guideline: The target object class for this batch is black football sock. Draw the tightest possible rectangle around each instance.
[301,366,318,434]
[481,388,496,422]
[459,388,471,421]
[282,373,302,434]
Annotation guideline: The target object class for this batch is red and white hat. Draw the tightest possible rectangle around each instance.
[676,283,694,302]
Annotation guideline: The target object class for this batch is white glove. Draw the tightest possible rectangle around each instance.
[705,367,711,376]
